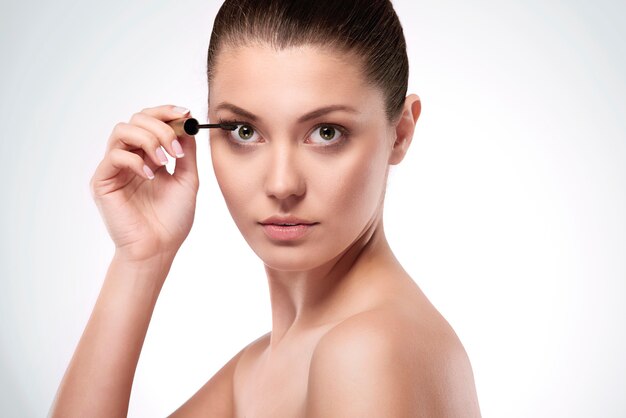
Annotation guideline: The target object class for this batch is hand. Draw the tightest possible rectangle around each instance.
[89,105,199,263]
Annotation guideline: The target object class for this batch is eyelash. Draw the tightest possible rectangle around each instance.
[217,117,350,150]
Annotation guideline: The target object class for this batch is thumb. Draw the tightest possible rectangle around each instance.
[172,116,199,188]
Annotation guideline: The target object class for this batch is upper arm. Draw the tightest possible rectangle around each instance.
[304,315,481,418]
[166,345,247,418]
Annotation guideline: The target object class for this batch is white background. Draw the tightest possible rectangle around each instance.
[1,0,624,416]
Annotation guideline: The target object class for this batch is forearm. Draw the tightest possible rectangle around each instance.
[49,252,175,417]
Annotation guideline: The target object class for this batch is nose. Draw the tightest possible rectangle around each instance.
[264,144,305,201]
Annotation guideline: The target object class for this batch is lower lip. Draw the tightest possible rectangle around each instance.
[261,224,316,241]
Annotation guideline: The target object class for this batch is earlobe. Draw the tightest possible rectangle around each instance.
[389,94,421,165]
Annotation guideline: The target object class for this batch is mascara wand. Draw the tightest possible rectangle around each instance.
[167,117,238,137]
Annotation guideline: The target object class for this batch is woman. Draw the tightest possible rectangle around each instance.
[50,0,481,416]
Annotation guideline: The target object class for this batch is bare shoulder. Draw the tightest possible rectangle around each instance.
[167,332,270,417]
[305,306,482,417]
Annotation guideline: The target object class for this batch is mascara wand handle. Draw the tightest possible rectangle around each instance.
[167,117,201,137]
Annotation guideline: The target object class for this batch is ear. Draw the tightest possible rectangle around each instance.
[389,94,421,165]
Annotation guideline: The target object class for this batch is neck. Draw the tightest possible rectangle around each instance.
[263,209,398,349]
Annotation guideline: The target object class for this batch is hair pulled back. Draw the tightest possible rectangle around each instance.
[207,0,409,123]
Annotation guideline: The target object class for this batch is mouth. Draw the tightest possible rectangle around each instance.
[260,222,317,226]
[259,222,318,241]
[258,215,319,226]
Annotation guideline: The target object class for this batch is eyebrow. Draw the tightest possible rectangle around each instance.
[214,102,361,123]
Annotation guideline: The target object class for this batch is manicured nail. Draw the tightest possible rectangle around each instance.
[172,139,184,157]
[173,106,190,115]
[143,165,155,180]
[156,147,168,165]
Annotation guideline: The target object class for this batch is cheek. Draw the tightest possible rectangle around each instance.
[313,142,388,226]
[210,147,256,223]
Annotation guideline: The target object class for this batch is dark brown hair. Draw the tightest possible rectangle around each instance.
[207,0,409,124]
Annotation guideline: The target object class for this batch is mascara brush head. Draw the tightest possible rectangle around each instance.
[197,122,238,131]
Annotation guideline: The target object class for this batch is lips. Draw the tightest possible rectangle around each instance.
[259,215,318,226]
[258,215,319,241]
[260,223,317,241]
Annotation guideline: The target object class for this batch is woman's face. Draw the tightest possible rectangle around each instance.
[208,44,397,271]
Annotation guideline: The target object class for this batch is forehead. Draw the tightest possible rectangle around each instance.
[209,44,384,116]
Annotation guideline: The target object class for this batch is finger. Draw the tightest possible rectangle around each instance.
[127,104,197,186]
[107,122,169,169]
[93,148,155,183]
[138,148,167,177]
[171,124,199,188]
[138,104,191,123]
[127,111,185,161]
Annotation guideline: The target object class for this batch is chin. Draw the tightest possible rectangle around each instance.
[246,239,341,272]
[237,222,355,272]
[257,247,331,272]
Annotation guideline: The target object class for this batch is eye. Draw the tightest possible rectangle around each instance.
[309,125,343,145]
[228,123,261,144]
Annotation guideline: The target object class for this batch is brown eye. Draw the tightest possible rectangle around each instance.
[319,126,336,141]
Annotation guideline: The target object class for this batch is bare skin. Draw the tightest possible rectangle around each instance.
[49,42,481,417]
[175,44,481,416]
[231,224,476,417]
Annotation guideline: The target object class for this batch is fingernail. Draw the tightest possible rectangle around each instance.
[156,147,168,165]
[173,106,190,115]
[172,139,184,157]
[143,165,155,180]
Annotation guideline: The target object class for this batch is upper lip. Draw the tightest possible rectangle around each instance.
[259,215,318,225]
